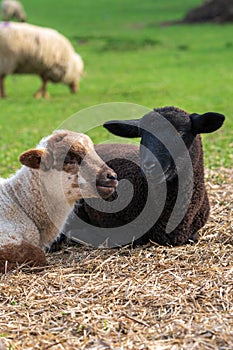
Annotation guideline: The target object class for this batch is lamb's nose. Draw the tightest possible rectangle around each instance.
[97,167,118,187]
[107,172,117,181]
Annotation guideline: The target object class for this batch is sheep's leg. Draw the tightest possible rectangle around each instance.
[0,75,6,98]
[34,77,50,99]
[69,81,78,93]
[48,233,70,252]
[0,241,46,273]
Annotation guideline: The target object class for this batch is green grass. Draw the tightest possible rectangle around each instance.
[0,0,232,177]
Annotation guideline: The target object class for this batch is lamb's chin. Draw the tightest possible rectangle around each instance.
[96,185,116,199]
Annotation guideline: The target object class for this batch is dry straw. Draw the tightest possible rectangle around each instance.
[0,168,232,350]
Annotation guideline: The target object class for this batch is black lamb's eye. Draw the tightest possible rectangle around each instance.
[177,130,186,138]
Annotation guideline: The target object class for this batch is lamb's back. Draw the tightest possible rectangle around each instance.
[0,22,74,79]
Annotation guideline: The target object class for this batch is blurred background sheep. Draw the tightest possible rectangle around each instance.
[0,22,84,98]
[1,0,26,22]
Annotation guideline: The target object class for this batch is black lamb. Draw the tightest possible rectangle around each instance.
[56,106,225,248]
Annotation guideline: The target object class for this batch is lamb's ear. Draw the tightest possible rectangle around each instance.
[19,148,46,169]
[103,119,140,138]
[190,112,225,134]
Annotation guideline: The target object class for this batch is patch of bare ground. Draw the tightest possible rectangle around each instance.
[0,168,232,349]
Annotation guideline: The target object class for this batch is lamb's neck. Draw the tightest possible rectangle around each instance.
[148,177,178,200]
[6,166,73,247]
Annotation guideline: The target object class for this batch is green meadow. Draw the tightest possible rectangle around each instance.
[0,0,232,177]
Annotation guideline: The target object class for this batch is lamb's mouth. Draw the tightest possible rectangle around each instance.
[96,180,118,198]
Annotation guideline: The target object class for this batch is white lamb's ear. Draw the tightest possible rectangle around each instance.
[190,112,225,134]
[19,148,46,169]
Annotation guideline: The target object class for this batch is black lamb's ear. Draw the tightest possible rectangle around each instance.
[190,112,225,134]
[103,119,140,138]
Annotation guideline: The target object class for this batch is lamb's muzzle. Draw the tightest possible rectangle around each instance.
[96,166,118,198]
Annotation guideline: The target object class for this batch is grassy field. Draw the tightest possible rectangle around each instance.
[0,0,232,177]
[0,1,233,349]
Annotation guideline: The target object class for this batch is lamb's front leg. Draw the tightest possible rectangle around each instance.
[0,75,6,98]
[0,240,46,273]
[34,77,49,99]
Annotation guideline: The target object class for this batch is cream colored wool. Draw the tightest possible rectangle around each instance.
[0,166,71,249]
[0,22,84,96]
[1,0,26,22]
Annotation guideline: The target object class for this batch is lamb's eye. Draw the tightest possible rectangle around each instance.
[178,130,185,137]
[64,153,83,165]
[64,154,75,164]
[76,155,82,165]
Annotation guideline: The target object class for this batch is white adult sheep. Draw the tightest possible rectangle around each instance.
[1,0,26,22]
[0,130,117,273]
[0,22,84,98]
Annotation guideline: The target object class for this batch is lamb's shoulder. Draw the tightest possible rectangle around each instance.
[0,186,40,247]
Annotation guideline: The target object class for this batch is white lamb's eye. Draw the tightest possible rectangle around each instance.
[64,154,75,164]
[76,155,83,165]
[64,155,70,164]
[64,153,83,165]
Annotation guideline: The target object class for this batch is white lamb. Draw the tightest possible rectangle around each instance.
[0,130,118,273]
[1,0,26,22]
[0,22,84,98]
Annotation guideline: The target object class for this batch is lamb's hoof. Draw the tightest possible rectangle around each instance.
[43,92,50,99]
[190,232,199,243]
[48,233,68,252]
[34,91,50,99]
[0,241,46,273]
[34,91,42,99]
[48,233,82,252]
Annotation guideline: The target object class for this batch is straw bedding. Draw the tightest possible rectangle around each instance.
[0,168,232,350]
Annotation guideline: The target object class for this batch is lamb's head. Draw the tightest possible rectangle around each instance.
[104,106,225,183]
[19,130,118,204]
[68,53,84,93]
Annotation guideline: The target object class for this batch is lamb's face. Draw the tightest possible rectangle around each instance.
[103,107,225,184]
[58,133,118,203]
[138,110,194,183]
[19,130,118,205]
